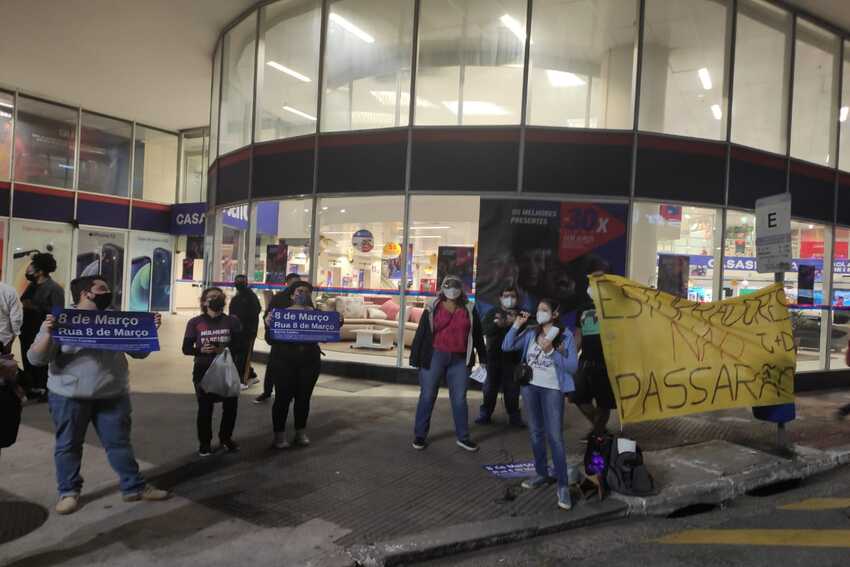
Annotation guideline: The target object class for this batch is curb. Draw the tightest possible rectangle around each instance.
[345,499,627,567]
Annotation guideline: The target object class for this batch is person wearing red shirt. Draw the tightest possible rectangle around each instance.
[410,276,487,452]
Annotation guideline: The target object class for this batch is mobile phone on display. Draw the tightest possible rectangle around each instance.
[130,256,151,311]
[101,244,124,309]
[76,252,100,277]
[151,247,172,311]
[545,326,560,341]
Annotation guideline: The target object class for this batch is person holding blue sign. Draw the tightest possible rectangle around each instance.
[27,275,171,515]
[264,281,323,450]
[183,287,244,457]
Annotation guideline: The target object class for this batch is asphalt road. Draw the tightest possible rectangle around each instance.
[420,464,850,567]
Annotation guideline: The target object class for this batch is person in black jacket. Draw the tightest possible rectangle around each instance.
[229,275,262,388]
[254,272,301,404]
[264,281,322,449]
[410,275,487,452]
[476,286,524,427]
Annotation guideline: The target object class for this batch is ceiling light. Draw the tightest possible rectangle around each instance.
[710,104,722,120]
[741,217,747,223]
[698,67,713,90]
[442,101,509,116]
[322,206,329,211]
[267,61,311,82]
[410,226,451,230]
[546,70,586,88]
[500,14,526,42]
[282,105,316,121]
[329,12,375,43]
[340,209,346,213]
[0,111,10,119]
[808,224,814,229]
[841,106,849,122]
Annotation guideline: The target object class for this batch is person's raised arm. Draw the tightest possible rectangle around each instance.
[27,315,58,367]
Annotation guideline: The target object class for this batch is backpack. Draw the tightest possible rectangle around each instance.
[606,437,656,496]
[583,432,615,478]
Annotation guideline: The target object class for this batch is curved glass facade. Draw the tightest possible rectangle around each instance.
[208,0,850,376]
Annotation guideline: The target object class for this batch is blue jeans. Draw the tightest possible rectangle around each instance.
[522,384,568,487]
[48,392,146,498]
[414,351,470,441]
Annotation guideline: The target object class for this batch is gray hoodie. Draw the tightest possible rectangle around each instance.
[27,329,149,399]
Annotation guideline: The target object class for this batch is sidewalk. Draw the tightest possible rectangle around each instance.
[2,334,850,566]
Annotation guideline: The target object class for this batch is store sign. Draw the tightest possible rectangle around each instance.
[669,254,832,274]
[558,203,627,263]
[171,203,206,235]
[352,229,374,253]
[755,193,792,273]
[222,204,249,231]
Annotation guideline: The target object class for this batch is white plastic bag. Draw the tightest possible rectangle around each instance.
[199,348,241,398]
[469,366,487,384]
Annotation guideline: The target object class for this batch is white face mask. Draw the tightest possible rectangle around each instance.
[443,287,461,300]
[587,285,593,297]
[500,296,516,309]
[536,310,552,325]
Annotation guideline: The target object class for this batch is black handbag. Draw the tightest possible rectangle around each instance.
[514,363,533,386]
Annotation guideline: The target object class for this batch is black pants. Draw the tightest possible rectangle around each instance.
[262,364,274,397]
[234,334,256,382]
[195,387,238,447]
[20,330,47,391]
[479,359,520,419]
[270,347,321,433]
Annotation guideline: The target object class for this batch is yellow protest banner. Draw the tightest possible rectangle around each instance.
[590,274,796,424]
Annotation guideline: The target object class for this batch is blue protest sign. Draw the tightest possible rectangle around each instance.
[51,309,160,352]
[268,309,340,343]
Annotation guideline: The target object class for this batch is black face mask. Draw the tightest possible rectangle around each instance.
[208,297,226,312]
[235,283,247,292]
[91,292,113,311]
[25,272,38,283]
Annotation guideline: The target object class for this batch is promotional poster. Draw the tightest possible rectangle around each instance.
[11,220,73,301]
[128,231,173,312]
[76,230,126,310]
[475,199,628,324]
[657,253,690,298]
[437,246,475,293]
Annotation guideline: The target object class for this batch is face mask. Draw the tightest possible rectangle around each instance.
[208,297,226,312]
[443,287,461,300]
[91,291,113,311]
[235,283,247,292]
[500,297,516,309]
[25,272,37,283]
[293,293,309,306]
[536,310,552,325]
[587,286,593,297]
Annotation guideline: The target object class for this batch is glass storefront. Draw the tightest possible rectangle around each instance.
[0,91,13,181]
[14,96,77,189]
[78,112,132,196]
[133,126,178,203]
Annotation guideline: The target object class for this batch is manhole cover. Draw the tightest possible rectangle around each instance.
[0,501,49,544]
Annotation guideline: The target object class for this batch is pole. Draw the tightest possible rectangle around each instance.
[774,270,789,453]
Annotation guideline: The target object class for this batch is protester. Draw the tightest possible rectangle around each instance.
[476,286,523,427]
[263,281,323,449]
[254,272,301,404]
[20,253,64,401]
[0,281,23,355]
[503,298,578,511]
[838,341,850,420]
[229,274,262,390]
[572,270,616,436]
[183,287,243,457]
[28,275,171,514]
[410,275,487,452]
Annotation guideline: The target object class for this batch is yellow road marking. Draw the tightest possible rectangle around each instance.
[779,498,850,511]
[658,529,850,548]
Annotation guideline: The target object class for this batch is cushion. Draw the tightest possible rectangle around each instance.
[367,308,388,320]
[380,299,401,321]
[408,307,425,324]
[336,295,366,319]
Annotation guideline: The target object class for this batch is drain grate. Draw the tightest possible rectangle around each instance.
[0,501,49,545]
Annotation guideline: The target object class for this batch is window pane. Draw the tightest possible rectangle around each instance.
[527,0,636,129]
[791,19,839,167]
[0,91,12,181]
[322,0,414,131]
[220,14,257,155]
[415,0,527,126]
[257,0,321,141]
[315,195,404,366]
[210,44,222,159]
[215,203,249,284]
[833,227,850,369]
[629,202,720,301]
[401,196,480,367]
[722,212,830,371]
[78,112,131,196]
[731,0,791,155]
[133,126,178,203]
[180,128,207,203]
[840,42,850,171]
[639,0,728,140]
[14,96,77,188]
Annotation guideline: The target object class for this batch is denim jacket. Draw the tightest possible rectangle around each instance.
[502,325,578,394]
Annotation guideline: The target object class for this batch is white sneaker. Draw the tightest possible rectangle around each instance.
[273,432,290,449]
[55,495,79,515]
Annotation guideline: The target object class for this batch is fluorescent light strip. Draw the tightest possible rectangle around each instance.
[329,12,375,43]
[698,67,712,90]
[0,102,12,109]
[710,104,722,120]
[267,61,311,82]
[546,69,586,87]
[0,111,10,119]
[500,14,526,42]
[841,106,848,123]
[282,105,317,121]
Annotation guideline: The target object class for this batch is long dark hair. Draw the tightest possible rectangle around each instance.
[535,297,565,346]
